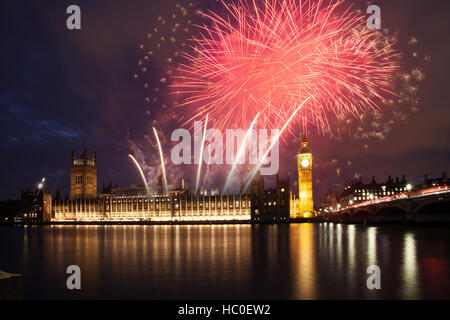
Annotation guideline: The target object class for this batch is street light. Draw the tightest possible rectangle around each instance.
[38,177,46,190]
[406,183,412,191]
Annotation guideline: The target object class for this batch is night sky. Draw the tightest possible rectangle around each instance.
[1,0,449,202]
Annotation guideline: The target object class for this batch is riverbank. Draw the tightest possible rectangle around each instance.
[0,270,22,300]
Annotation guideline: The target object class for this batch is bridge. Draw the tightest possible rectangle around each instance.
[322,186,450,224]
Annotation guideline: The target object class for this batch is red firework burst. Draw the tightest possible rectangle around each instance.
[171,0,401,134]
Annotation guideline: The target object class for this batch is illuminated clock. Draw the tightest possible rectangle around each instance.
[301,159,310,168]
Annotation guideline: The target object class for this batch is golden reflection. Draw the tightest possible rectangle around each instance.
[328,223,334,258]
[210,225,216,271]
[186,225,192,273]
[199,224,204,264]
[174,225,180,274]
[290,224,316,299]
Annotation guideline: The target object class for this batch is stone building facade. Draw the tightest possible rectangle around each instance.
[54,188,251,222]
[70,148,97,200]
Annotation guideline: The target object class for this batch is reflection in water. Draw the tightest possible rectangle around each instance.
[0,224,449,299]
[291,224,316,299]
[336,224,343,275]
[367,227,377,266]
[347,225,355,273]
[402,233,419,299]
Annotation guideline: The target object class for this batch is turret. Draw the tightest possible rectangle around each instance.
[70,148,98,200]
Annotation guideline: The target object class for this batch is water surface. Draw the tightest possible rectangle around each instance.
[0,224,449,299]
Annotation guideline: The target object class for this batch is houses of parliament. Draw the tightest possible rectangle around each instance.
[22,139,314,223]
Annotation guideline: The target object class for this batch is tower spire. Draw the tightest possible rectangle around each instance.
[293,135,313,219]
[302,130,307,141]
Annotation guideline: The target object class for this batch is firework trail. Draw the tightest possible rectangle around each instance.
[171,0,400,135]
[153,127,169,195]
[243,96,312,191]
[131,2,206,190]
[128,154,151,195]
[195,114,209,194]
[131,0,425,193]
[222,112,260,194]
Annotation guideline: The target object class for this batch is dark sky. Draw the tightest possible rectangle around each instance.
[1,0,449,202]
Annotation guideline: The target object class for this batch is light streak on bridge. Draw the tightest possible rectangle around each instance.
[335,186,450,213]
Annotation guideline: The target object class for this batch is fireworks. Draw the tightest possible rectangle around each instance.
[128,154,151,195]
[171,0,401,135]
[195,114,208,194]
[223,112,260,194]
[243,97,312,192]
[129,0,426,193]
[135,2,199,124]
[130,2,200,191]
[153,127,169,195]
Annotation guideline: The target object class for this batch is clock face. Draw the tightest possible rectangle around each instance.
[301,159,310,168]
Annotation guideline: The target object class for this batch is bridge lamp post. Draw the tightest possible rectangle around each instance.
[406,184,413,191]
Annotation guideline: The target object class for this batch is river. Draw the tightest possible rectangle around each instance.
[0,224,449,299]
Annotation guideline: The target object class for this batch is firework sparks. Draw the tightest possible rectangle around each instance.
[195,114,209,194]
[243,96,312,192]
[130,0,424,193]
[135,2,199,124]
[222,112,260,194]
[128,154,151,195]
[153,127,169,195]
[171,0,400,135]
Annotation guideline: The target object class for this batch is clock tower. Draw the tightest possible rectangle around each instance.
[296,136,313,217]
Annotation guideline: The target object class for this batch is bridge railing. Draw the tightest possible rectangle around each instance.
[327,185,449,214]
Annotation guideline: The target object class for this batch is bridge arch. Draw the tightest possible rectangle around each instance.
[335,211,352,223]
[350,210,370,223]
[373,205,407,223]
[355,210,370,215]
[413,200,450,222]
